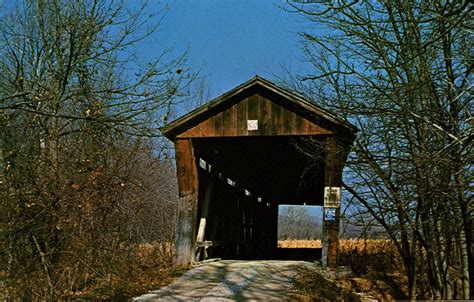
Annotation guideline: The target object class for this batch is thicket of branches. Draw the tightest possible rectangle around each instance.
[284,0,472,300]
[0,0,191,299]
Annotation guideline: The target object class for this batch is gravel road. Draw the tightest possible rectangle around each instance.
[133,260,314,301]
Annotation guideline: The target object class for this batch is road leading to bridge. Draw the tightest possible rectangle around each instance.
[133,260,314,301]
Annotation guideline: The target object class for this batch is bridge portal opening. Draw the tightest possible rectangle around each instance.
[277,205,323,260]
[278,205,323,243]
[161,76,356,267]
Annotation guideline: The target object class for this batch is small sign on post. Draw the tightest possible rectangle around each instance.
[324,186,341,208]
[324,208,336,221]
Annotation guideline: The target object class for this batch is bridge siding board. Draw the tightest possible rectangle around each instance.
[175,139,198,196]
[223,105,237,136]
[174,139,199,264]
[247,94,260,136]
[236,98,248,136]
[176,93,332,139]
[212,112,224,137]
[259,95,272,135]
[268,100,278,135]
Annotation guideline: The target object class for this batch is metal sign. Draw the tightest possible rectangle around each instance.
[325,208,336,221]
[324,186,341,208]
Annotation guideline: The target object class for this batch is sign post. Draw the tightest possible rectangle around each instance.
[321,137,344,269]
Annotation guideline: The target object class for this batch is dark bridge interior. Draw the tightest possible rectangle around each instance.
[193,136,324,260]
[194,137,325,205]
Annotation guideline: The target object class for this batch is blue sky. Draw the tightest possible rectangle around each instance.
[155,0,313,99]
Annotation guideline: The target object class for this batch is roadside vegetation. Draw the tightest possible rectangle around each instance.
[0,0,192,299]
[281,239,407,300]
[282,0,472,299]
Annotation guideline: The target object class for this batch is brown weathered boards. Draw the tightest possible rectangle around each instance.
[161,76,356,268]
[176,94,331,138]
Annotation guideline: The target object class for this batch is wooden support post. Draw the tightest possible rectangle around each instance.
[269,203,278,251]
[196,172,216,260]
[201,173,215,219]
[195,218,207,261]
[322,137,343,269]
[174,139,199,265]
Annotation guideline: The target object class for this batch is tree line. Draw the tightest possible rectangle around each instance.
[278,205,322,240]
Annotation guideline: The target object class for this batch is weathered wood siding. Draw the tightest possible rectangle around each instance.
[176,94,332,138]
[174,139,199,264]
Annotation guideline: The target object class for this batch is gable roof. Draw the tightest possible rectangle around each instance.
[160,75,357,140]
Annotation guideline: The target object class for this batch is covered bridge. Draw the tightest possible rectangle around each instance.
[161,76,356,268]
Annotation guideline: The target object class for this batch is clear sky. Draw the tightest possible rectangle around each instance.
[155,0,313,99]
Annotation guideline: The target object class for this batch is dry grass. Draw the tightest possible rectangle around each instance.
[280,239,408,301]
[55,242,181,301]
[338,238,395,254]
[290,266,360,301]
[278,238,395,252]
[6,240,403,300]
[278,239,322,248]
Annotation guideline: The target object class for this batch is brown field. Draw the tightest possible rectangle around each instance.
[278,239,322,248]
[278,238,395,252]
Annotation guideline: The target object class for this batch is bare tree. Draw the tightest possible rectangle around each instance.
[0,0,191,299]
[278,205,322,240]
[283,0,472,299]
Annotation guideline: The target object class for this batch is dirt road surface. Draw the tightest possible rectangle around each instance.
[133,260,314,301]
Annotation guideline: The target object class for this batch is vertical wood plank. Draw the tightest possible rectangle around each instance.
[236,98,248,136]
[174,139,199,265]
[175,139,198,195]
[294,108,304,134]
[273,102,284,135]
[213,112,224,136]
[304,117,313,134]
[199,119,214,137]
[259,95,273,135]
[247,94,261,136]
[285,111,297,135]
[196,218,206,243]
[281,107,294,135]
[223,105,237,136]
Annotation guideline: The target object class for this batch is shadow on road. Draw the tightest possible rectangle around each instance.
[134,260,308,301]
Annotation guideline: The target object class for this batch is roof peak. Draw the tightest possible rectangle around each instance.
[161,76,357,139]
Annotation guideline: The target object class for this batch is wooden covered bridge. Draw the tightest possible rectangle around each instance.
[161,76,356,268]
